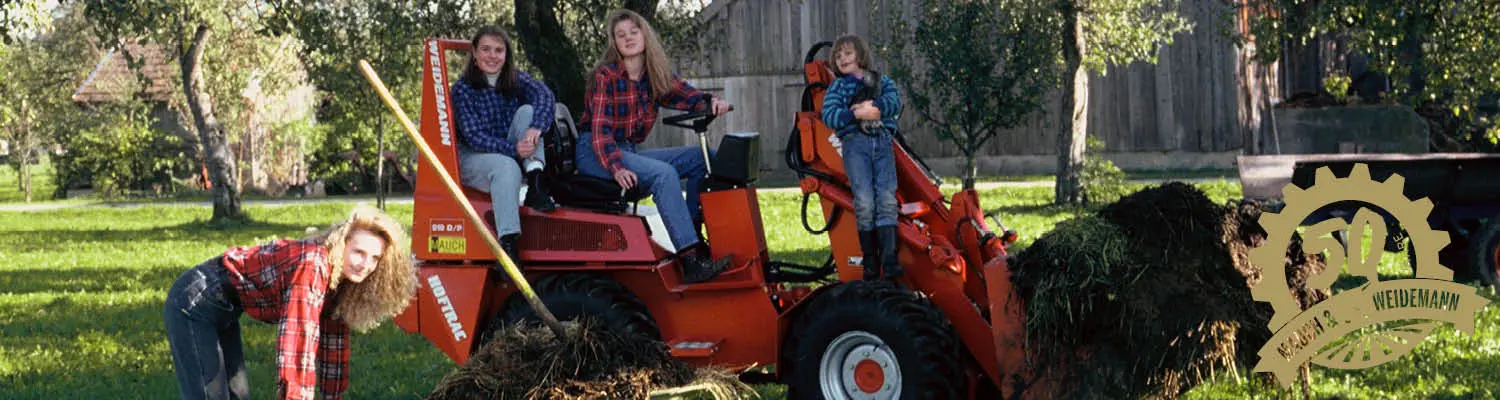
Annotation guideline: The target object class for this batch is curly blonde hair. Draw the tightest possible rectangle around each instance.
[306,205,418,331]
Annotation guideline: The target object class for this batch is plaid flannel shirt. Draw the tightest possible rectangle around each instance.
[821,72,902,138]
[220,239,348,400]
[450,71,556,156]
[579,63,711,175]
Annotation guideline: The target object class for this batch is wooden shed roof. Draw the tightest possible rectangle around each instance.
[71,41,174,104]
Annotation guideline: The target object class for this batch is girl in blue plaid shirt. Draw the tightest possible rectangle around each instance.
[822,34,905,280]
[450,25,560,266]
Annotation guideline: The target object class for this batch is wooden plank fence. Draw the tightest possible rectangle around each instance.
[638,0,1269,179]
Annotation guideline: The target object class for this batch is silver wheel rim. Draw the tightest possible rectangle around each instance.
[818,330,900,399]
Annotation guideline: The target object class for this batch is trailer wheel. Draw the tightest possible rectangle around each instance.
[783,281,961,400]
[480,273,660,347]
[1470,217,1500,286]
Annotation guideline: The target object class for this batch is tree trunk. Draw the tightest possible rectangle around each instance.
[181,24,243,221]
[1055,4,1087,205]
[515,0,589,113]
[376,116,386,210]
[1398,9,1428,104]
[20,153,31,202]
[963,149,977,190]
[623,0,658,22]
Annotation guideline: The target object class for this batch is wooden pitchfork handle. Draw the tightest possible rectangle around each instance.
[356,59,568,339]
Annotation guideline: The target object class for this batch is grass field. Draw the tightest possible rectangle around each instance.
[2,179,1497,399]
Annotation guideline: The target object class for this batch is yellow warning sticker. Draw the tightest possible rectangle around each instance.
[429,235,466,254]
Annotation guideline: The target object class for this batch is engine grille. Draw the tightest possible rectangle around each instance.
[519,216,628,252]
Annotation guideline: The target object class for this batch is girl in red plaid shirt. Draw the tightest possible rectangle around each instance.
[164,206,417,400]
[574,9,733,283]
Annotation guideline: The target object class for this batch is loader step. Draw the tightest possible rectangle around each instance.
[667,339,723,358]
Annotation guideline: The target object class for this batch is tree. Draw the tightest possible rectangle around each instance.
[0,41,49,202]
[513,0,709,112]
[1241,0,1500,147]
[0,4,97,202]
[263,0,487,204]
[1054,0,1190,204]
[872,0,1187,201]
[513,0,658,112]
[82,0,248,221]
[0,0,47,44]
[875,0,1064,190]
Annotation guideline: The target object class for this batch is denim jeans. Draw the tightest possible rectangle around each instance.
[841,131,898,230]
[459,104,545,236]
[575,132,710,250]
[164,258,249,400]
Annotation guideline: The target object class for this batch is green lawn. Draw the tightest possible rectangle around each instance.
[1,179,1496,399]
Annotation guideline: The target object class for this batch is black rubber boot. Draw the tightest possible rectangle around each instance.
[858,230,880,281]
[523,169,557,213]
[681,243,730,283]
[877,225,903,279]
[499,233,524,271]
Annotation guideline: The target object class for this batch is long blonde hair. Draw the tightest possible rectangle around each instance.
[594,9,676,102]
[306,205,417,331]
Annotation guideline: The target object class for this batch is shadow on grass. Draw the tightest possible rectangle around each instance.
[988,203,1097,220]
[0,265,189,295]
[0,219,315,250]
[0,297,181,399]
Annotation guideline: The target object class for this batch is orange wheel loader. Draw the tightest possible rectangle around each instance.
[393,38,1052,399]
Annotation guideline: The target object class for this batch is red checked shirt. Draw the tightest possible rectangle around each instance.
[220,239,349,400]
[579,62,712,176]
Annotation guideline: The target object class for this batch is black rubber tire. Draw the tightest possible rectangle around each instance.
[1469,217,1500,287]
[782,281,962,400]
[479,273,660,347]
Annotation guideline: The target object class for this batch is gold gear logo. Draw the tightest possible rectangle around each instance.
[1251,164,1489,387]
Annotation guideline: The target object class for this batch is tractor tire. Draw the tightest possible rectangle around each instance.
[783,281,962,400]
[1469,217,1500,287]
[480,273,660,347]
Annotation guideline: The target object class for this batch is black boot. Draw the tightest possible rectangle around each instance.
[499,233,524,271]
[523,169,556,213]
[858,230,880,281]
[877,226,903,279]
[681,243,730,283]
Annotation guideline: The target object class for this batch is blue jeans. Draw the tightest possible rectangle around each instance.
[164,258,249,400]
[575,132,709,250]
[841,131,898,230]
[458,104,545,236]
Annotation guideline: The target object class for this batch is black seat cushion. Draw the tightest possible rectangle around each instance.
[543,104,649,213]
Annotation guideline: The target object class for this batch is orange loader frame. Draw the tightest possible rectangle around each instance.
[386,38,1054,399]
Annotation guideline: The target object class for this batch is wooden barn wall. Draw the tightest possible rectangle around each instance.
[639,0,1260,177]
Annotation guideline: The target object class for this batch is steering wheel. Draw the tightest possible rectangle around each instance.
[661,104,733,132]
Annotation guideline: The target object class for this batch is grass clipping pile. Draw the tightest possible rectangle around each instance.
[1011,182,1327,399]
[426,319,749,400]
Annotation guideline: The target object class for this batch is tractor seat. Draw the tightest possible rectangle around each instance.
[541,103,650,214]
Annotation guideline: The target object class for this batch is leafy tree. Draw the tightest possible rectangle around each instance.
[263,0,486,203]
[872,0,1187,202]
[875,0,1064,190]
[81,0,254,221]
[0,40,51,202]
[514,0,708,112]
[1241,0,1500,147]
[0,0,47,44]
[0,4,98,202]
[1054,0,1191,204]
